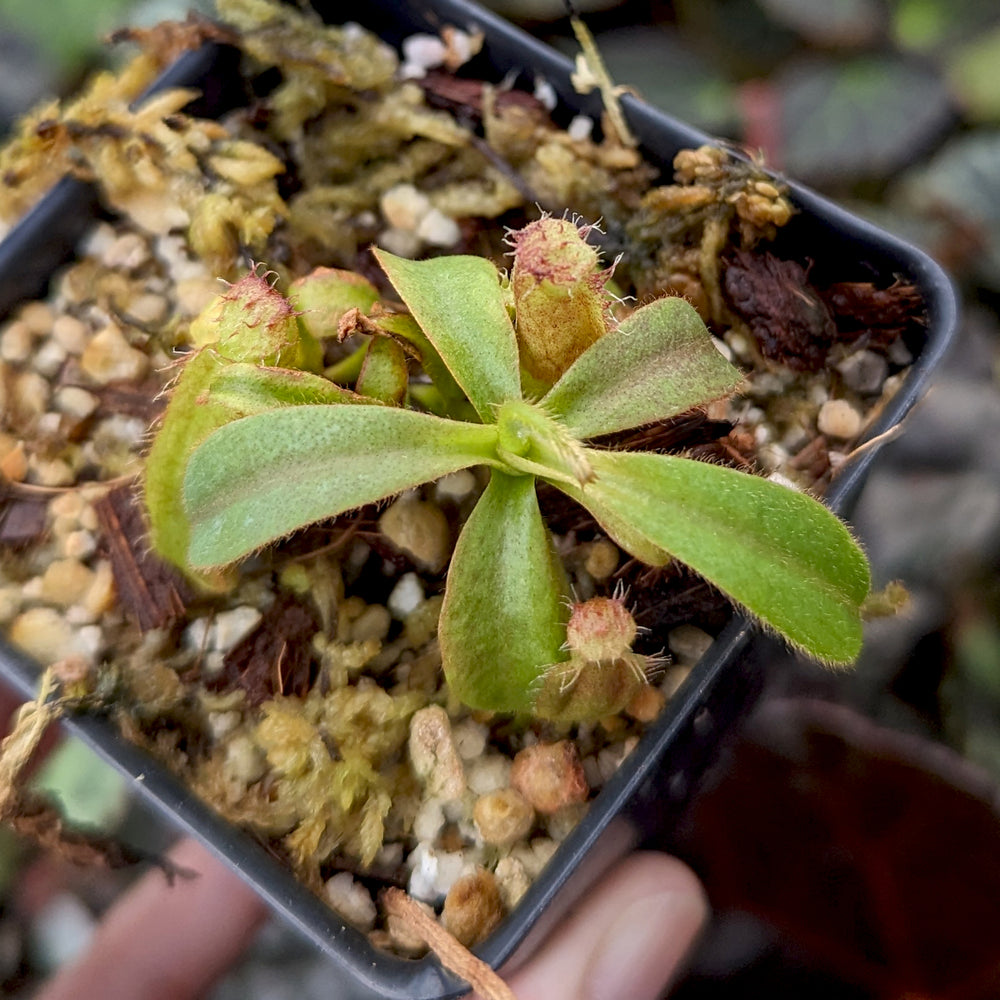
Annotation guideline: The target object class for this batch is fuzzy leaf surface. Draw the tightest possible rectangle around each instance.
[185,405,500,568]
[541,297,743,439]
[374,250,520,422]
[356,336,408,404]
[207,363,366,409]
[146,352,343,588]
[562,450,870,663]
[439,471,568,713]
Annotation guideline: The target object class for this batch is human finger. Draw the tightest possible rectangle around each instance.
[34,837,268,1000]
[492,852,707,1000]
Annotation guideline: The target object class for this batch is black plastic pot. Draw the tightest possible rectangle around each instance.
[0,3,958,998]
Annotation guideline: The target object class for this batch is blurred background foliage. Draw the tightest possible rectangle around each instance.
[1,0,1000,996]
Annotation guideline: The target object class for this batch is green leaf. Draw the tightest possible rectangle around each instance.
[208,363,366,409]
[185,405,500,568]
[356,336,408,404]
[561,450,870,663]
[288,267,380,339]
[542,297,742,440]
[776,56,952,186]
[373,250,521,422]
[31,738,129,833]
[439,471,568,712]
[947,26,1000,123]
[374,312,473,419]
[145,355,359,587]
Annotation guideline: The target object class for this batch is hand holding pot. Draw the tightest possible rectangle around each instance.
[33,840,706,1000]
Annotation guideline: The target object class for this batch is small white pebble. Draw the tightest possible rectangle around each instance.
[102,232,150,271]
[350,604,391,643]
[207,710,242,741]
[817,399,862,439]
[213,606,262,653]
[401,34,448,74]
[50,315,89,354]
[416,208,460,248]
[435,469,477,503]
[887,338,913,366]
[837,349,888,395]
[388,573,425,620]
[29,457,74,488]
[379,497,451,573]
[1,320,34,363]
[15,371,50,416]
[79,322,148,384]
[412,796,447,843]
[80,222,117,260]
[325,873,377,932]
[452,718,489,761]
[409,705,467,800]
[582,755,604,789]
[224,733,267,786]
[757,442,789,473]
[466,754,512,795]
[380,183,432,233]
[377,227,422,259]
[807,382,829,407]
[533,76,558,111]
[72,625,103,662]
[545,802,588,842]
[567,115,594,142]
[126,292,169,326]
[184,617,214,653]
[725,330,753,360]
[495,855,532,909]
[667,624,714,665]
[54,386,99,420]
[36,413,62,436]
[407,843,466,905]
[19,301,53,335]
[510,838,558,880]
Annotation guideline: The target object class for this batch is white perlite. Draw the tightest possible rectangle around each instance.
[324,873,377,931]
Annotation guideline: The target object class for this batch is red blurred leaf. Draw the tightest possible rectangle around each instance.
[680,698,1000,998]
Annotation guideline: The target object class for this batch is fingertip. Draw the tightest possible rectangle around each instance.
[505,852,707,1000]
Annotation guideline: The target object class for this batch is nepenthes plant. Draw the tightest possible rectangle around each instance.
[144,216,871,721]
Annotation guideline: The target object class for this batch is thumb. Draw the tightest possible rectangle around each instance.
[498,852,707,1000]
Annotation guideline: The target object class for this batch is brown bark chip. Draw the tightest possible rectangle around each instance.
[94,483,188,631]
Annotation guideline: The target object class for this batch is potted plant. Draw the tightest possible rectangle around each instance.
[0,1,957,997]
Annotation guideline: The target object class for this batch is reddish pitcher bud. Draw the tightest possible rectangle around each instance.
[189,265,309,368]
[509,217,614,385]
[533,596,651,723]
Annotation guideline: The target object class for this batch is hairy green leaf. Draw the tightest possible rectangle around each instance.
[288,267,380,339]
[439,471,568,712]
[185,405,500,568]
[373,250,520,422]
[207,363,366,409]
[356,335,408,404]
[562,450,870,663]
[542,297,742,439]
[146,352,328,589]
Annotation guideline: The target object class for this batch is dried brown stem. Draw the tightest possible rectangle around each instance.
[381,887,517,1000]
